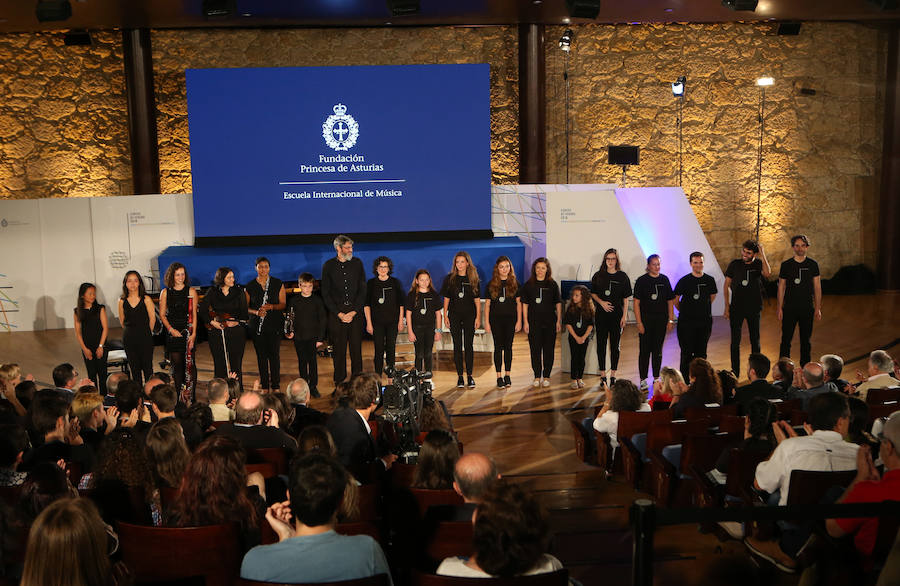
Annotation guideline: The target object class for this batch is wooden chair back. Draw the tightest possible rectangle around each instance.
[247,447,288,475]
[391,461,418,488]
[785,469,857,506]
[866,386,900,405]
[646,418,710,456]
[570,419,592,465]
[724,448,770,505]
[424,521,474,562]
[718,415,746,436]
[411,569,569,586]
[246,461,278,478]
[117,521,240,586]
[617,409,673,441]
[680,432,732,475]
[410,488,465,517]
[869,402,900,426]
[356,483,382,521]
[651,401,671,411]
[159,485,178,511]
[238,574,390,586]
[771,399,802,419]
[685,404,738,425]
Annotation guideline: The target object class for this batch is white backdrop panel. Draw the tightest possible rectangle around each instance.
[0,200,43,332]
[38,198,94,331]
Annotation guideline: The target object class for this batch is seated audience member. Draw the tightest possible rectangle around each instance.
[226,377,241,403]
[0,363,28,420]
[149,384,203,448]
[826,413,900,571]
[71,391,118,450]
[788,362,836,411]
[104,371,129,407]
[86,428,155,525]
[262,392,293,432]
[426,452,501,525]
[847,397,880,455]
[20,498,125,586]
[413,429,460,490]
[112,379,151,441]
[167,435,265,552]
[207,378,234,422]
[286,378,327,437]
[733,353,785,414]
[142,374,167,402]
[184,403,214,437]
[215,391,298,455]
[327,374,397,483]
[718,369,738,405]
[0,424,30,487]
[21,392,93,473]
[296,426,359,521]
[18,462,78,523]
[15,380,37,412]
[820,354,851,394]
[436,482,564,579]
[592,379,650,449]
[647,367,682,409]
[671,358,722,420]
[853,350,900,402]
[240,454,392,584]
[772,358,795,394]
[747,393,859,570]
[145,418,190,491]
[715,398,776,474]
[50,363,82,397]
[419,398,454,434]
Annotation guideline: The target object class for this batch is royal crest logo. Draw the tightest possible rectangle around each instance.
[322,103,359,151]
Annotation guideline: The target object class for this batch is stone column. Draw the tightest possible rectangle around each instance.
[518,23,546,184]
[122,29,160,195]
[878,27,900,291]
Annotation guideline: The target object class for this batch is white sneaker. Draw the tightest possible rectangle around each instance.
[639,379,649,392]
[532,378,541,388]
[718,521,745,540]
[542,379,551,388]
[570,380,579,389]
[577,379,585,388]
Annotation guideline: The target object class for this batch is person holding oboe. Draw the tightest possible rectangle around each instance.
[246,257,286,392]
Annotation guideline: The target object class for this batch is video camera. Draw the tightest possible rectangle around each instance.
[381,367,433,462]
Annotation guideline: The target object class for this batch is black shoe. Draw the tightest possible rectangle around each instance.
[457,376,465,388]
[609,376,617,386]
[310,387,321,398]
[497,377,505,389]
[467,376,476,388]
[504,375,511,387]
[599,378,607,390]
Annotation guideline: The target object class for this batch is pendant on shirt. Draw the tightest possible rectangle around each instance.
[378,298,385,304]
[651,293,658,300]
[498,296,505,303]
[458,291,464,299]
[535,298,542,304]
[741,279,749,286]
[692,293,700,300]
[420,308,427,315]
[604,289,611,296]
[576,320,582,328]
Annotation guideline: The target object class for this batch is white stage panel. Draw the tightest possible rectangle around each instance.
[0,200,43,332]
[38,198,94,330]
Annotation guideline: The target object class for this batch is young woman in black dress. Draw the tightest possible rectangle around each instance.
[440,252,481,389]
[73,282,108,388]
[520,258,562,388]
[245,257,286,392]
[159,262,198,394]
[117,271,155,386]
[483,256,521,389]
[201,267,249,389]
[364,256,404,377]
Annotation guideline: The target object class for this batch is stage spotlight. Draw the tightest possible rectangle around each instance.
[559,29,573,52]
[722,0,758,10]
[756,76,774,87]
[672,76,686,97]
[35,0,72,22]
[565,0,601,19]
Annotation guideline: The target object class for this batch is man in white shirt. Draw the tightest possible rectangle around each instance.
[852,350,900,402]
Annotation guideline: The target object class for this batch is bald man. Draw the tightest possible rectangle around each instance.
[788,361,838,411]
[214,391,297,455]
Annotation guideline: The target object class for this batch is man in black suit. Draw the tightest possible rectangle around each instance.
[285,377,326,438]
[326,373,396,483]
[149,384,205,449]
[733,353,785,414]
[215,391,297,455]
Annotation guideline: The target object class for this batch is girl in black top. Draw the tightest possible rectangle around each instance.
[245,257,286,392]
[364,256,405,377]
[286,273,327,397]
[201,267,249,389]
[440,252,481,389]
[74,283,108,388]
[520,258,562,387]
[590,248,632,389]
[117,271,155,386]
[632,254,675,390]
[483,256,522,389]
[564,285,594,389]
[673,252,718,382]
[159,262,198,396]
[406,270,443,374]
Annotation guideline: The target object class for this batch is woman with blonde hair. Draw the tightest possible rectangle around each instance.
[483,256,522,389]
[647,366,683,409]
[0,363,27,418]
[441,252,481,388]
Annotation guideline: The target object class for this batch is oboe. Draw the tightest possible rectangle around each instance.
[284,306,295,337]
[257,277,270,335]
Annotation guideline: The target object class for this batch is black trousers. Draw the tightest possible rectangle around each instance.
[208,326,246,389]
[252,329,282,389]
[82,346,108,389]
[568,336,588,379]
[123,330,154,387]
[638,314,668,380]
[412,325,435,373]
[448,313,476,376]
[293,338,319,391]
[489,314,516,372]
[729,306,761,377]
[780,306,815,366]
[595,309,623,371]
[527,322,556,378]
[329,313,364,384]
[372,320,399,376]
[677,318,712,382]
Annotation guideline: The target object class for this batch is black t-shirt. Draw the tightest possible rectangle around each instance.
[564,309,591,337]
[590,270,632,311]
[779,257,820,310]
[440,274,479,317]
[632,274,675,317]
[365,276,405,325]
[725,258,764,312]
[406,290,441,329]
[287,294,327,342]
[485,279,518,320]
[520,279,561,325]
[674,273,718,321]
[245,277,284,334]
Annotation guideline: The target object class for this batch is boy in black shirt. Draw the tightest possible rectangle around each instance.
[674,252,718,382]
[724,240,771,377]
[286,274,327,398]
[777,234,821,366]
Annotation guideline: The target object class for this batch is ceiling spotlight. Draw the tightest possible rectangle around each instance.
[756,77,774,87]
[559,29,573,52]
[722,0,758,10]
[672,76,686,97]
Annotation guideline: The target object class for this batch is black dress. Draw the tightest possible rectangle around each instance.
[76,303,107,387]
[122,296,154,386]
[165,286,190,353]
[200,286,249,387]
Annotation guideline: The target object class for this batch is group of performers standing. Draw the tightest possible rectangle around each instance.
[71,233,823,396]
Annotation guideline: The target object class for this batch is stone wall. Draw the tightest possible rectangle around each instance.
[152,26,519,194]
[544,22,887,275]
[0,31,131,199]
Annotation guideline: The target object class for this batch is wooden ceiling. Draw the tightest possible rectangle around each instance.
[1,0,898,34]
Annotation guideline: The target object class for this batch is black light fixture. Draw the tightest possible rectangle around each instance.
[722,0,758,11]
[35,0,72,22]
[558,28,573,52]
[63,30,92,46]
[565,0,601,19]
[387,0,420,17]
[560,29,574,183]
[202,0,236,19]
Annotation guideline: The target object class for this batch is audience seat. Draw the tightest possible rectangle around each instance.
[248,448,288,475]
[717,415,746,436]
[684,404,738,425]
[785,469,857,506]
[391,462,418,488]
[424,521,474,566]
[644,418,710,502]
[869,402,900,427]
[411,569,569,585]
[410,488,465,517]
[724,448,771,506]
[357,483,382,522]
[610,409,673,487]
[569,419,595,466]
[865,387,900,405]
[770,399,802,420]
[246,462,278,478]
[237,575,390,586]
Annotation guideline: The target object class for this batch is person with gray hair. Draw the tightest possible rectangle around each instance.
[852,350,900,402]
[819,353,850,393]
[214,391,297,455]
[787,361,838,411]
[321,235,367,388]
[285,378,326,437]
[104,371,129,406]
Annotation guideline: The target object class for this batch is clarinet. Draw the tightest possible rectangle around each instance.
[284,306,295,337]
[257,277,270,335]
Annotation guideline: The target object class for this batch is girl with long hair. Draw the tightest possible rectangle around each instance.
[412,429,460,490]
[406,270,443,374]
[483,256,522,389]
[520,258,561,388]
[158,263,198,395]
[364,256,405,377]
[670,357,723,420]
[632,255,675,392]
[200,267,249,389]
[564,285,594,389]
[117,270,155,386]
[647,366,683,409]
[145,417,190,490]
[441,252,481,388]
[589,248,632,389]
[73,282,108,389]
